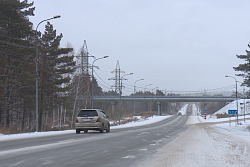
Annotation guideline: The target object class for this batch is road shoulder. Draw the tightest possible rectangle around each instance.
[136,123,250,167]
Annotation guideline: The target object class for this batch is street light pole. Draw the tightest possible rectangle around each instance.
[144,84,152,112]
[144,84,152,93]
[133,79,144,116]
[119,73,133,125]
[243,86,246,123]
[91,56,108,108]
[237,81,246,123]
[151,87,158,112]
[35,15,61,132]
[225,75,238,124]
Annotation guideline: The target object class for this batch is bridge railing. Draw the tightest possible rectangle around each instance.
[79,95,239,102]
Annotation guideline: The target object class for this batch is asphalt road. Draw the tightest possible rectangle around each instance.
[0,115,189,167]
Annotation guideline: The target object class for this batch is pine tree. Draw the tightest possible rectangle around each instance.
[0,0,35,129]
[234,43,250,88]
[92,76,103,95]
[37,21,75,130]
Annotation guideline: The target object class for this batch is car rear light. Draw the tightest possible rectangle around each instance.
[96,117,100,122]
[76,118,78,123]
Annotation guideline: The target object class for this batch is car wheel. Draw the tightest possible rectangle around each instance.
[76,129,80,134]
[106,124,110,133]
[84,130,88,133]
[100,124,104,133]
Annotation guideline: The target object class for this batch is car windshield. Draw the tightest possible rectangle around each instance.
[78,110,98,117]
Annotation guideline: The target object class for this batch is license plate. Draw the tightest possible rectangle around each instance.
[83,118,91,122]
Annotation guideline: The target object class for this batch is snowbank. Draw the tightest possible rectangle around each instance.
[111,115,172,129]
[214,99,250,115]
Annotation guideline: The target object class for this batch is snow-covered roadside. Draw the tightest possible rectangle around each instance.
[0,115,171,141]
[189,114,250,124]
[138,120,250,167]
[111,115,172,129]
[138,113,250,167]
[214,99,250,115]
[153,100,250,167]
[186,114,250,140]
[186,115,250,142]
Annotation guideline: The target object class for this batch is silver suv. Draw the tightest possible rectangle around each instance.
[75,109,110,134]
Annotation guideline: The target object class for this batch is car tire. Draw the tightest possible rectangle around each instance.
[76,129,80,134]
[84,130,88,133]
[100,124,104,133]
[106,124,110,133]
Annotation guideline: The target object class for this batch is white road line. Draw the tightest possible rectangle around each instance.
[0,139,76,156]
[122,155,136,159]
[137,132,150,136]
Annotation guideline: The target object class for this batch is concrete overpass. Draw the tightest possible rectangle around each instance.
[87,95,240,116]
[92,95,238,102]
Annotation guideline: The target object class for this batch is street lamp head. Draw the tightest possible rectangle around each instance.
[225,75,229,77]
[103,55,109,58]
[53,15,61,19]
[141,78,144,80]
[129,73,133,75]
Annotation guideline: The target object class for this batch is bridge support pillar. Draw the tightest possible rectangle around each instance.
[111,101,115,116]
[157,101,161,115]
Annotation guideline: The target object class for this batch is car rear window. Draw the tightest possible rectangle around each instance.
[78,110,98,117]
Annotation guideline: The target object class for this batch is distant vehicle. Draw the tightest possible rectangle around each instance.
[75,109,110,134]
[177,112,182,115]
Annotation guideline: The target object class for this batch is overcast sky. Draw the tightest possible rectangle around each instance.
[28,0,250,95]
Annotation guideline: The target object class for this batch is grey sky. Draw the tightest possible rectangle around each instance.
[29,0,250,95]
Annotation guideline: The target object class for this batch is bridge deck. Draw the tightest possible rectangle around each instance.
[90,96,238,102]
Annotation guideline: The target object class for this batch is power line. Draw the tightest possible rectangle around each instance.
[94,70,113,88]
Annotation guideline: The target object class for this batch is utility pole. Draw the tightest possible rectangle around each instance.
[119,73,133,125]
[81,40,90,75]
[109,61,133,125]
[109,61,124,94]
[75,40,94,108]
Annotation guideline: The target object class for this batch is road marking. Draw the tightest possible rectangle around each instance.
[0,139,77,156]
[137,132,150,135]
[122,155,136,159]
[8,159,26,166]
[140,149,148,151]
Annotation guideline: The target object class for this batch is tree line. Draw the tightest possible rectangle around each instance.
[0,0,84,133]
